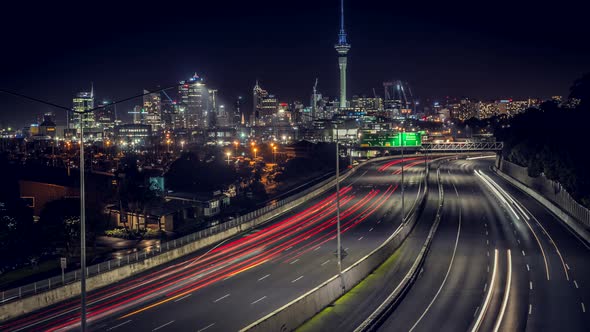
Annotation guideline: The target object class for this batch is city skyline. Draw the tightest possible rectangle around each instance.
[1,0,589,127]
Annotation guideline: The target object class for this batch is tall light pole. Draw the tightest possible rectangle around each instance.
[234,140,239,155]
[226,151,231,165]
[335,125,342,275]
[253,147,258,159]
[401,129,405,221]
[77,112,87,332]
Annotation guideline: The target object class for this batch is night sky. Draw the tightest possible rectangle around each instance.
[1,0,588,127]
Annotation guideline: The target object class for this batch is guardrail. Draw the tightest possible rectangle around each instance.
[355,162,445,331]
[0,156,396,306]
[241,156,438,332]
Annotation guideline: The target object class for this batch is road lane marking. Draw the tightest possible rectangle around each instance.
[473,306,480,317]
[408,203,462,332]
[369,228,373,232]
[174,294,192,302]
[251,296,267,304]
[487,265,490,273]
[258,274,270,281]
[471,249,499,332]
[517,239,520,244]
[529,281,533,290]
[526,264,530,271]
[290,259,300,265]
[291,276,304,283]
[487,251,490,257]
[153,320,175,331]
[574,280,579,289]
[566,264,570,270]
[582,303,586,313]
[284,246,293,251]
[493,250,512,332]
[484,283,487,292]
[106,320,132,331]
[486,240,489,245]
[321,260,330,266]
[358,236,364,241]
[522,250,526,256]
[197,323,216,332]
[313,246,321,251]
[213,294,230,303]
[529,304,532,315]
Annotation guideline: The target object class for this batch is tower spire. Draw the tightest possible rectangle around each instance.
[335,0,351,109]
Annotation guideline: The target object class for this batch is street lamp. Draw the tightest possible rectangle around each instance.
[233,140,239,155]
[180,140,185,151]
[226,151,231,165]
[253,147,258,159]
[272,146,277,164]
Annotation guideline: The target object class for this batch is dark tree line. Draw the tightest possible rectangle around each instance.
[496,73,590,207]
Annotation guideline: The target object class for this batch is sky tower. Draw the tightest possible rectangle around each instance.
[335,0,351,109]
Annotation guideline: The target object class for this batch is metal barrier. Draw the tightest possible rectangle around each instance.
[500,160,590,229]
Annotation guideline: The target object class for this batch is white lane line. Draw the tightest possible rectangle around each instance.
[471,249,499,332]
[258,274,270,281]
[574,280,579,289]
[213,293,230,303]
[284,246,293,251]
[321,260,330,266]
[484,283,487,292]
[197,323,216,332]
[408,201,462,332]
[152,320,175,331]
[291,276,304,283]
[566,264,570,270]
[486,230,489,236]
[369,228,374,232]
[529,281,533,290]
[493,250,512,332]
[529,304,533,315]
[251,296,267,304]
[473,306,480,317]
[174,294,192,302]
[517,239,521,244]
[487,251,490,257]
[522,250,526,256]
[313,246,321,251]
[582,302,586,313]
[487,265,490,273]
[526,264,530,271]
[107,320,132,331]
[290,259,300,265]
[358,236,364,241]
[486,240,489,245]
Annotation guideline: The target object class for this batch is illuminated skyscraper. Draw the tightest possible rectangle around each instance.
[72,86,95,129]
[335,0,351,109]
[252,81,278,126]
[143,89,163,131]
[179,73,208,129]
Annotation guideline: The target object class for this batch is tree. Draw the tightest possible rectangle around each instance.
[39,198,80,257]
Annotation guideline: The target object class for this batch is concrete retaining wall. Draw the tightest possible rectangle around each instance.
[241,163,431,332]
[495,167,590,245]
[0,156,394,322]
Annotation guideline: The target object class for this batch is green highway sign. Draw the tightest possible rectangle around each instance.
[360,131,423,148]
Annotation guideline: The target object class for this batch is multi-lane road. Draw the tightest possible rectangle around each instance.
[1,157,427,332]
[3,155,588,332]
[375,157,589,331]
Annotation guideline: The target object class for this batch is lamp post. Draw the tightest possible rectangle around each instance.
[234,141,239,155]
[253,147,258,159]
[226,151,231,165]
[335,125,342,275]
[77,112,87,332]
[272,146,277,164]
[401,129,405,221]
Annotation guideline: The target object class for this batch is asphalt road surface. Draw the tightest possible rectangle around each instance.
[1,156,427,332]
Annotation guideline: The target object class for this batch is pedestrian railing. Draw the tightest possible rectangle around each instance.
[0,165,353,305]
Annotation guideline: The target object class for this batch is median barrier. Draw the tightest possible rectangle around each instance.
[240,157,447,332]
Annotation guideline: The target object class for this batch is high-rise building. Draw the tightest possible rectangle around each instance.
[179,73,208,129]
[72,88,95,129]
[335,0,351,109]
[252,81,278,126]
[95,100,116,136]
[143,89,163,131]
[234,96,244,126]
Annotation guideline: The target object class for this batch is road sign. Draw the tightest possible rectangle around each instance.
[360,131,423,148]
[60,257,67,269]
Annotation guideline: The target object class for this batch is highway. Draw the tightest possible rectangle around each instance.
[376,157,589,331]
[0,157,427,332]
